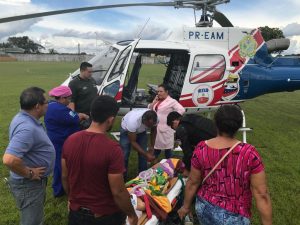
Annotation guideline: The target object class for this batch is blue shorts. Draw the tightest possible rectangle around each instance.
[195,197,250,225]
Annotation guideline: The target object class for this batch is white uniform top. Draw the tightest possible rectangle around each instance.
[121,108,150,134]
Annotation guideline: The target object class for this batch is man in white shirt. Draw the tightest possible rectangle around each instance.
[120,109,157,179]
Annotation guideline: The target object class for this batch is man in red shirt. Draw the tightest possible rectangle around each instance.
[62,95,137,225]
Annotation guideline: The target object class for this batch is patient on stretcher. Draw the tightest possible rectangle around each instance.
[125,158,186,225]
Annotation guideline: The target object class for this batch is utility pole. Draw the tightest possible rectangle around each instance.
[95,32,98,48]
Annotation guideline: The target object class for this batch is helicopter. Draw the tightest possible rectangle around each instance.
[1,0,300,117]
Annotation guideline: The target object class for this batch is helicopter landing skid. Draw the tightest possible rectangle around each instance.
[239,109,253,143]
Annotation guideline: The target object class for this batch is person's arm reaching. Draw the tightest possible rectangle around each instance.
[68,102,75,111]
[78,113,89,121]
[251,171,272,225]
[128,132,155,162]
[68,80,77,111]
[177,166,202,219]
[148,126,157,154]
[108,173,138,225]
[176,126,193,171]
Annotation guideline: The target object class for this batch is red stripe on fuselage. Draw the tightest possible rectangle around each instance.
[180,93,193,98]
[179,98,195,107]
[228,45,239,56]
[253,29,264,48]
[115,91,122,101]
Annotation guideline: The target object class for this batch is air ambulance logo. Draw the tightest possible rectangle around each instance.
[239,35,257,58]
[222,73,240,101]
[192,85,214,106]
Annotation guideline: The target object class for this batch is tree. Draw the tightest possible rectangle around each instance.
[0,42,10,48]
[259,26,285,42]
[48,48,58,54]
[7,36,45,53]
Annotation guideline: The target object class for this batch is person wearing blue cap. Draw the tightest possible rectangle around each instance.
[45,85,89,197]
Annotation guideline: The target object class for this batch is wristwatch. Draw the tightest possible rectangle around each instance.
[28,169,34,179]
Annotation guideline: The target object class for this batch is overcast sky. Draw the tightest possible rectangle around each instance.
[0,0,300,54]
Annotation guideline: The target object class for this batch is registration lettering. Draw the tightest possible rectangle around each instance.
[188,31,224,40]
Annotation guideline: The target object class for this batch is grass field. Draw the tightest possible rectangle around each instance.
[0,61,300,225]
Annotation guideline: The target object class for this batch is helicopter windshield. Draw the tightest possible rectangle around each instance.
[90,46,119,85]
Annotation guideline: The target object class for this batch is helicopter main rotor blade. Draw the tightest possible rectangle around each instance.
[0,2,175,24]
[213,10,233,27]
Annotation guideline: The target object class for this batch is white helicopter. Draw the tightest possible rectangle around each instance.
[1,0,299,118]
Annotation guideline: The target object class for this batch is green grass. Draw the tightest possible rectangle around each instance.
[0,61,300,225]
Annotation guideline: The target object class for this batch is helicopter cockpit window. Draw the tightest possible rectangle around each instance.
[91,46,119,85]
[108,46,132,82]
[102,80,120,98]
[190,55,225,83]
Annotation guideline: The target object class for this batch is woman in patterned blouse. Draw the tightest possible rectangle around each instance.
[178,105,272,225]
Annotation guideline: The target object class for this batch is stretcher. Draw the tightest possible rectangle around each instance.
[125,158,187,225]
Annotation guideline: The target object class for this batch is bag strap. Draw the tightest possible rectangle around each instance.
[202,141,241,185]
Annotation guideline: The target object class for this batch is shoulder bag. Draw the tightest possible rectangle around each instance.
[202,141,241,185]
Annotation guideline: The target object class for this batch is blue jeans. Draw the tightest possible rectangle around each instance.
[8,177,47,225]
[195,197,250,225]
[154,149,172,159]
[119,128,148,177]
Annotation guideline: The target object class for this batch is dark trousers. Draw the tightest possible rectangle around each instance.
[154,149,172,159]
[68,209,126,225]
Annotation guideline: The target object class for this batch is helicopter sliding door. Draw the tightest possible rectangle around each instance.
[99,39,140,101]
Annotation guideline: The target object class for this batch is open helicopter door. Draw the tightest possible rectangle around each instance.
[98,39,140,102]
[119,47,190,115]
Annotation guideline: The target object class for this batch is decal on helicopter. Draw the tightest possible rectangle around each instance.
[220,29,265,102]
[192,84,214,106]
[222,73,239,101]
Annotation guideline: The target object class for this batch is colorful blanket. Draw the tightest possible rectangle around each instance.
[126,158,186,225]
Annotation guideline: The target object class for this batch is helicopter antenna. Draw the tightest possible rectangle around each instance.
[136,17,151,39]
[193,9,197,25]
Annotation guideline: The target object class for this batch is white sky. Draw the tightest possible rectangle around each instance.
[0,0,299,54]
